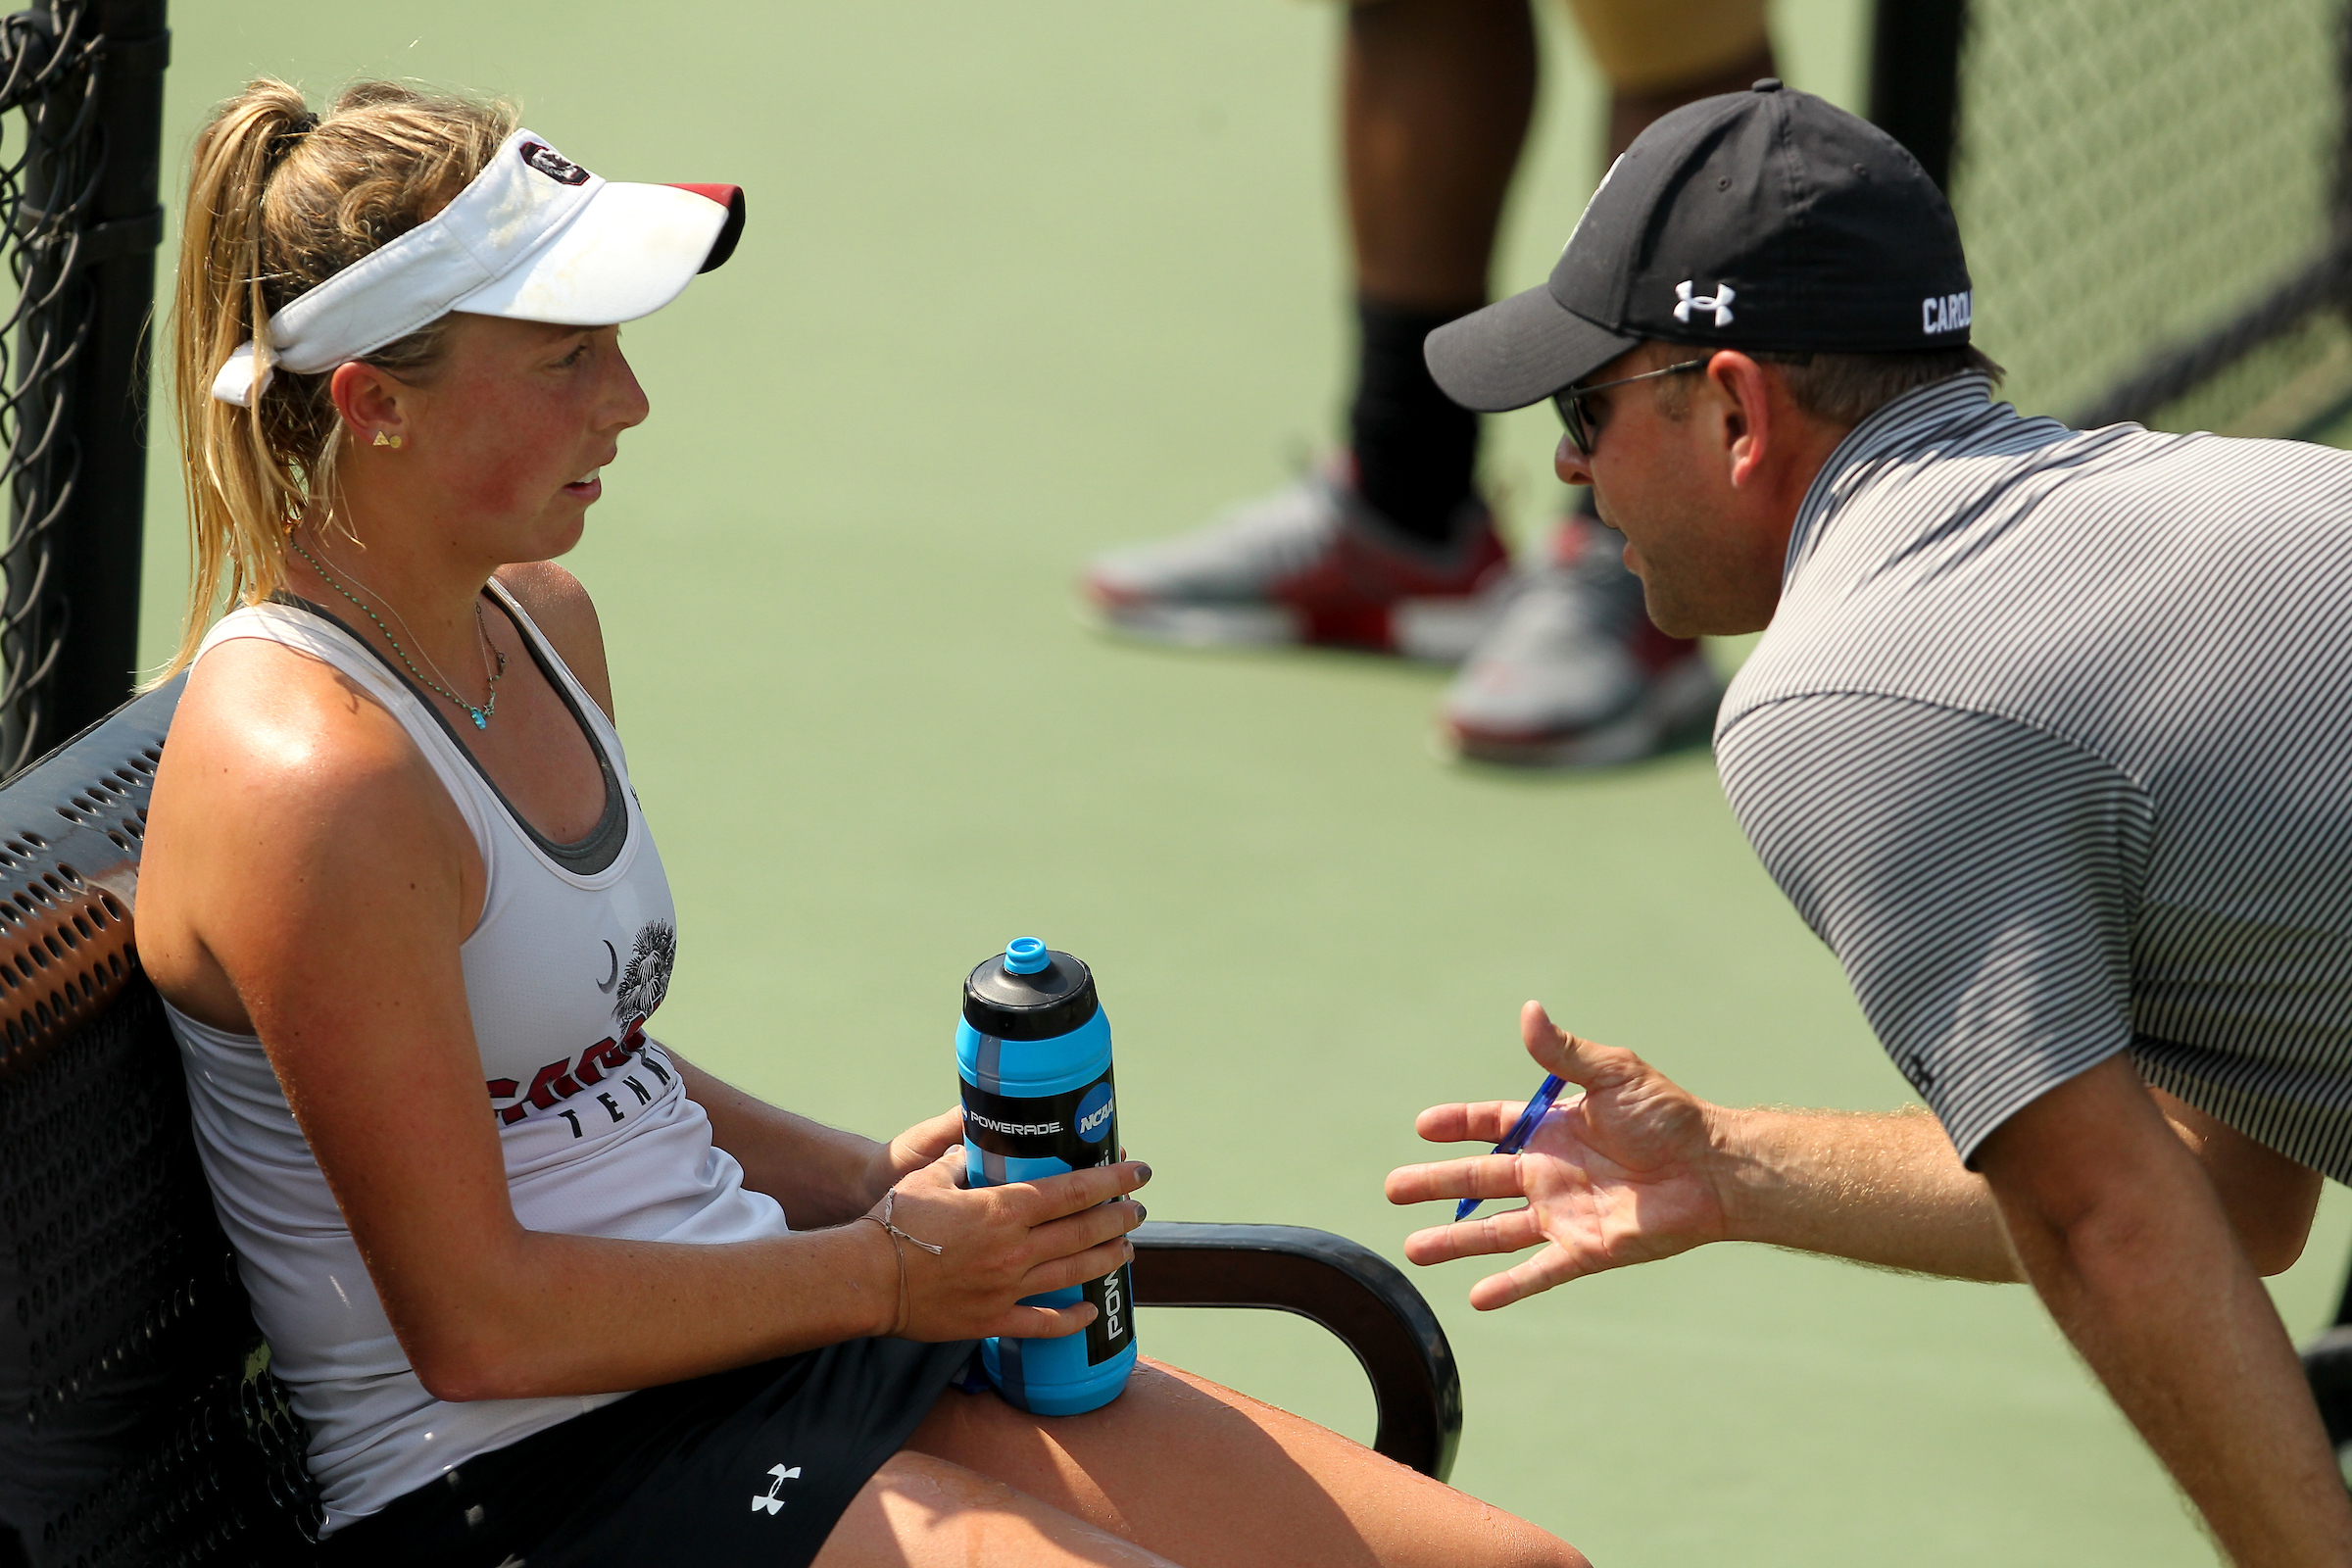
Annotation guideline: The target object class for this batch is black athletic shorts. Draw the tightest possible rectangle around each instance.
[318,1337,983,1568]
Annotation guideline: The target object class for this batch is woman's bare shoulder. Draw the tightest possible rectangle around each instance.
[168,635,429,794]
[154,636,472,897]
[142,637,478,1024]
[494,562,614,720]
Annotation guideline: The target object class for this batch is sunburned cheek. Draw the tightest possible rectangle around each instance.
[438,406,576,498]
[429,372,596,512]
[451,457,555,518]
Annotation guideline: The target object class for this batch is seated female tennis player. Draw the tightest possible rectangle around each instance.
[134,80,1582,1568]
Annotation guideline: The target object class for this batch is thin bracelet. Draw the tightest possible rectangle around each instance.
[858,1189,944,1337]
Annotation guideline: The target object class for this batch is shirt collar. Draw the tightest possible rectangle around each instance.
[1783,372,2030,585]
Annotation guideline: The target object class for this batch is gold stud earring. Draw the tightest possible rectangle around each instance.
[372,430,403,449]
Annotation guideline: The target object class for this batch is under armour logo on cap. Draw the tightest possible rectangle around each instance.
[1674,280,1736,327]
[1426,83,1972,413]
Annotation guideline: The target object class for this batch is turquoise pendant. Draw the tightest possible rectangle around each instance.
[468,708,488,730]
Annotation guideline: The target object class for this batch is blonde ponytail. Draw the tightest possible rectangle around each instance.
[163,77,515,677]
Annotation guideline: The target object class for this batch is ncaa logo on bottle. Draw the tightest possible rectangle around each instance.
[1076,1082,1115,1144]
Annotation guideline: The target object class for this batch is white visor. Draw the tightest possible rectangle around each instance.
[210,128,745,407]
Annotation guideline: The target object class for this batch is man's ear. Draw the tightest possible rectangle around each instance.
[1705,351,1776,490]
[329,361,413,448]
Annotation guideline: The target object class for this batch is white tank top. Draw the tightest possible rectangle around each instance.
[166,587,789,1534]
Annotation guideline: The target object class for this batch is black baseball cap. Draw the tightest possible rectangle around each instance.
[1426,79,1973,413]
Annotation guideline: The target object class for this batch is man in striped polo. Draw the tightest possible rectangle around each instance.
[1389,79,2352,1559]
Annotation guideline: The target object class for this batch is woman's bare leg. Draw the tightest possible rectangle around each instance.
[813,1451,1186,1568]
[902,1358,1585,1568]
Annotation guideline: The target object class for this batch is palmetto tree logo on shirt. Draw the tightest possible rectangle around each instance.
[614,919,675,1028]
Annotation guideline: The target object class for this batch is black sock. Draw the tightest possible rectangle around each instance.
[1348,297,1482,546]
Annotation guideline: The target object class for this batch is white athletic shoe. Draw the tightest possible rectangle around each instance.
[1080,460,1513,662]
[1437,514,1723,766]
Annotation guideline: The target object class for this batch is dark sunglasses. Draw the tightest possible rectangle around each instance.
[1550,357,1711,454]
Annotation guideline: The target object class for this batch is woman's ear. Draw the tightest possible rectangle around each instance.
[329,361,412,448]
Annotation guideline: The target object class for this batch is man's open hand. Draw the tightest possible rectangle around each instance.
[1385,1001,1731,1308]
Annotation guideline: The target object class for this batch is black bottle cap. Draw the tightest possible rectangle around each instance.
[963,944,1100,1041]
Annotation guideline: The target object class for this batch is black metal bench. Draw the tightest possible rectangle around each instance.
[0,681,1462,1567]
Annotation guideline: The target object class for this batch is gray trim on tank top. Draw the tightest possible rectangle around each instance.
[270,589,628,875]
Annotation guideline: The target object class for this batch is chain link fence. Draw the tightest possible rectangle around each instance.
[1945,0,2352,436]
[0,2,104,776]
[0,0,164,780]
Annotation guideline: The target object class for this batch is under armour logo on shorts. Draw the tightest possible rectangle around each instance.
[753,1463,801,1515]
[1674,280,1736,327]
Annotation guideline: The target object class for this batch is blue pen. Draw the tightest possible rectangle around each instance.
[1454,1073,1565,1222]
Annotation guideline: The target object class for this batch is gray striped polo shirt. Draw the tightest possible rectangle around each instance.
[1716,373,2352,1176]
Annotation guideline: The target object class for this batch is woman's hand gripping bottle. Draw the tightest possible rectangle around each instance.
[957,937,1137,1413]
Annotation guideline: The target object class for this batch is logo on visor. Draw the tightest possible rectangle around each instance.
[519,141,592,186]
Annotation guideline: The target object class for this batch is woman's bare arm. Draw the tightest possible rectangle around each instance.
[139,647,1144,1404]
[671,1054,962,1229]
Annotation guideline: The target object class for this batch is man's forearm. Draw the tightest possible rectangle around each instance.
[1710,1104,2020,1281]
[1983,1062,2352,1565]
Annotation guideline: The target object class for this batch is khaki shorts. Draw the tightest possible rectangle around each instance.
[1336,0,1770,95]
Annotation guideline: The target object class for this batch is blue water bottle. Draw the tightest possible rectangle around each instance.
[957,937,1138,1414]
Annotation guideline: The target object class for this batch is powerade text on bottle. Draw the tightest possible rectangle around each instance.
[957,937,1137,1414]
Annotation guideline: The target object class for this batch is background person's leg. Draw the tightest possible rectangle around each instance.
[1080,0,1771,752]
[1078,0,1530,662]
[1345,0,1535,314]
[1437,0,1773,766]
[1346,0,1535,547]
[900,1358,1585,1568]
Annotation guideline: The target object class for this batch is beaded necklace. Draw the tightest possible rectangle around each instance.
[287,536,507,730]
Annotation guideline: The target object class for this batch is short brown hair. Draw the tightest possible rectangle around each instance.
[1755,346,2006,426]
[1647,342,2005,428]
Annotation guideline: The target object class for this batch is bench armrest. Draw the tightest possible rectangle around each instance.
[1131,1220,1463,1482]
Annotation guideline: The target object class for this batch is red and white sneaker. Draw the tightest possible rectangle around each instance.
[1437,514,1722,766]
[1080,460,1511,661]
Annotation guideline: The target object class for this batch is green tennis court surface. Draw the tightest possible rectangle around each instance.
[145,5,2348,1561]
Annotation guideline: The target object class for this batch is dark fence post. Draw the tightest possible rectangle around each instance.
[51,0,166,746]
[1868,0,1967,191]
[49,0,163,754]
[0,0,167,775]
